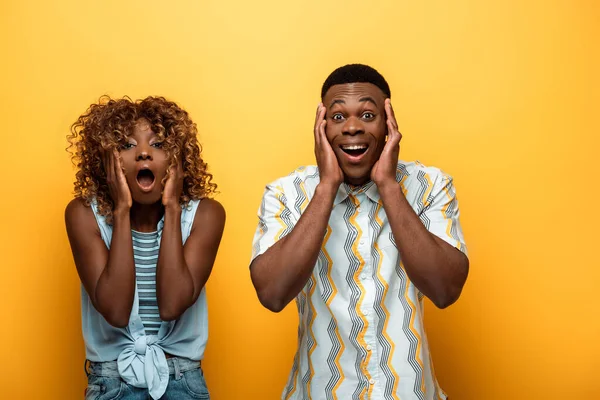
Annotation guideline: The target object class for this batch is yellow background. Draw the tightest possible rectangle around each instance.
[1,1,598,399]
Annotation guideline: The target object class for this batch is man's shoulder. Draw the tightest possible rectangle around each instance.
[266,165,320,190]
[397,160,449,184]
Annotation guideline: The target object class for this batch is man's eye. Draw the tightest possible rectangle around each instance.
[332,113,344,121]
[121,143,134,150]
[362,112,375,120]
[152,142,164,148]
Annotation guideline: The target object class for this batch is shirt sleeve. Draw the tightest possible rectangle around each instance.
[420,172,468,256]
[251,183,298,262]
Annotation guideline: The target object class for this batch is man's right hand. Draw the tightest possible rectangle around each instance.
[314,103,343,189]
[103,148,132,213]
[250,104,343,312]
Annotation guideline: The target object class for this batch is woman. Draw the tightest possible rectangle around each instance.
[65,96,225,399]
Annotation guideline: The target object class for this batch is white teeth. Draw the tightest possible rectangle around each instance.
[341,144,368,150]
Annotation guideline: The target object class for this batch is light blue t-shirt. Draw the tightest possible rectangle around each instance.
[81,199,208,400]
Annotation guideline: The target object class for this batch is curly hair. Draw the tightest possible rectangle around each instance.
[67,95,217,222]
[321,64,391,99]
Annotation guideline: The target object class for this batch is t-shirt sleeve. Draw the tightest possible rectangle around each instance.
[251,183,299,262]
[420,172,468,256]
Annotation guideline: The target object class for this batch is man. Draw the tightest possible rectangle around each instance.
[250,64,469,400]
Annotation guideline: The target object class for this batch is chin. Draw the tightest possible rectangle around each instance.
[341,168,372,186]
[343,174,371,186]
[131,193,162,206]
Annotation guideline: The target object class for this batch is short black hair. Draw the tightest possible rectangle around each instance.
[321,64,391,99]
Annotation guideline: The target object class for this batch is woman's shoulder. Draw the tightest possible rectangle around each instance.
[65,197,100,235]
[191,198,226,228]
[65,197,93,220]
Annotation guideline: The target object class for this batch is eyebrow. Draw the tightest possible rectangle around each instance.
[329,99,345,108]
[329,97,378,108]
[359,96,378,107]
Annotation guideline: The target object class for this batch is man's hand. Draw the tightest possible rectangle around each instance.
[314,103,343,188]
[371,99,402,189]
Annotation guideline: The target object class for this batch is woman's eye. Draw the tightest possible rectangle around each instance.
[362,112,375,120]
[121,143,134,150]
[152,142,164,149]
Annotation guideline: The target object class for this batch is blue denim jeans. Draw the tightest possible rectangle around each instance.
[85,357,209,400]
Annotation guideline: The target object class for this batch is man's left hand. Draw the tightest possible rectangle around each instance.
[371,99,402,189]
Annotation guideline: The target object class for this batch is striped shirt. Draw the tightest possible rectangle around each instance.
[132,230,162,336]
[85,199,208,399]
[251,161,467,400]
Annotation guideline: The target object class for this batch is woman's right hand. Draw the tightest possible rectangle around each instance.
[103,149,132,213]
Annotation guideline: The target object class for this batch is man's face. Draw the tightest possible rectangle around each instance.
[323,82,388,186]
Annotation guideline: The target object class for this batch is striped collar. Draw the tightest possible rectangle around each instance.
[333,180,381,206]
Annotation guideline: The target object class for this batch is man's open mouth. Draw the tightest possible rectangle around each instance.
[340,144,369,157]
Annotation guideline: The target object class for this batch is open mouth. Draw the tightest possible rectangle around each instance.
[136,169,155,190]
[340,144,369,157]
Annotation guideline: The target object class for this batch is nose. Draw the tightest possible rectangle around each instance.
[342,116,364,136]
[135,144,153,161]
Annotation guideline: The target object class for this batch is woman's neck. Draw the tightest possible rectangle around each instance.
[129,202,165,232]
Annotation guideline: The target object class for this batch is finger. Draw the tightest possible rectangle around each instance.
[379,121,397,158]
[385,101,402,142]
[106,148,114,181]
[319,119,329,150]
[321,121,339,163]
[101,149,109,176]
[177,158,184,180]
[384,98,395,119]
[314,103,322,130]
[113,149,124,177]
[316,104,326,131]
[385,102,397,132]
[161,167,170,192]
[314,104,325,147]
[385,99,399,131]
[386,119,401,148]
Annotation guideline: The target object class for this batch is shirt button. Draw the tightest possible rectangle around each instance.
[366,345,372,351]
[360,240,365,245]
[357,207,361,212]
[369,378,376,385]
[364,309,369,316]
[361,274,367,280]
